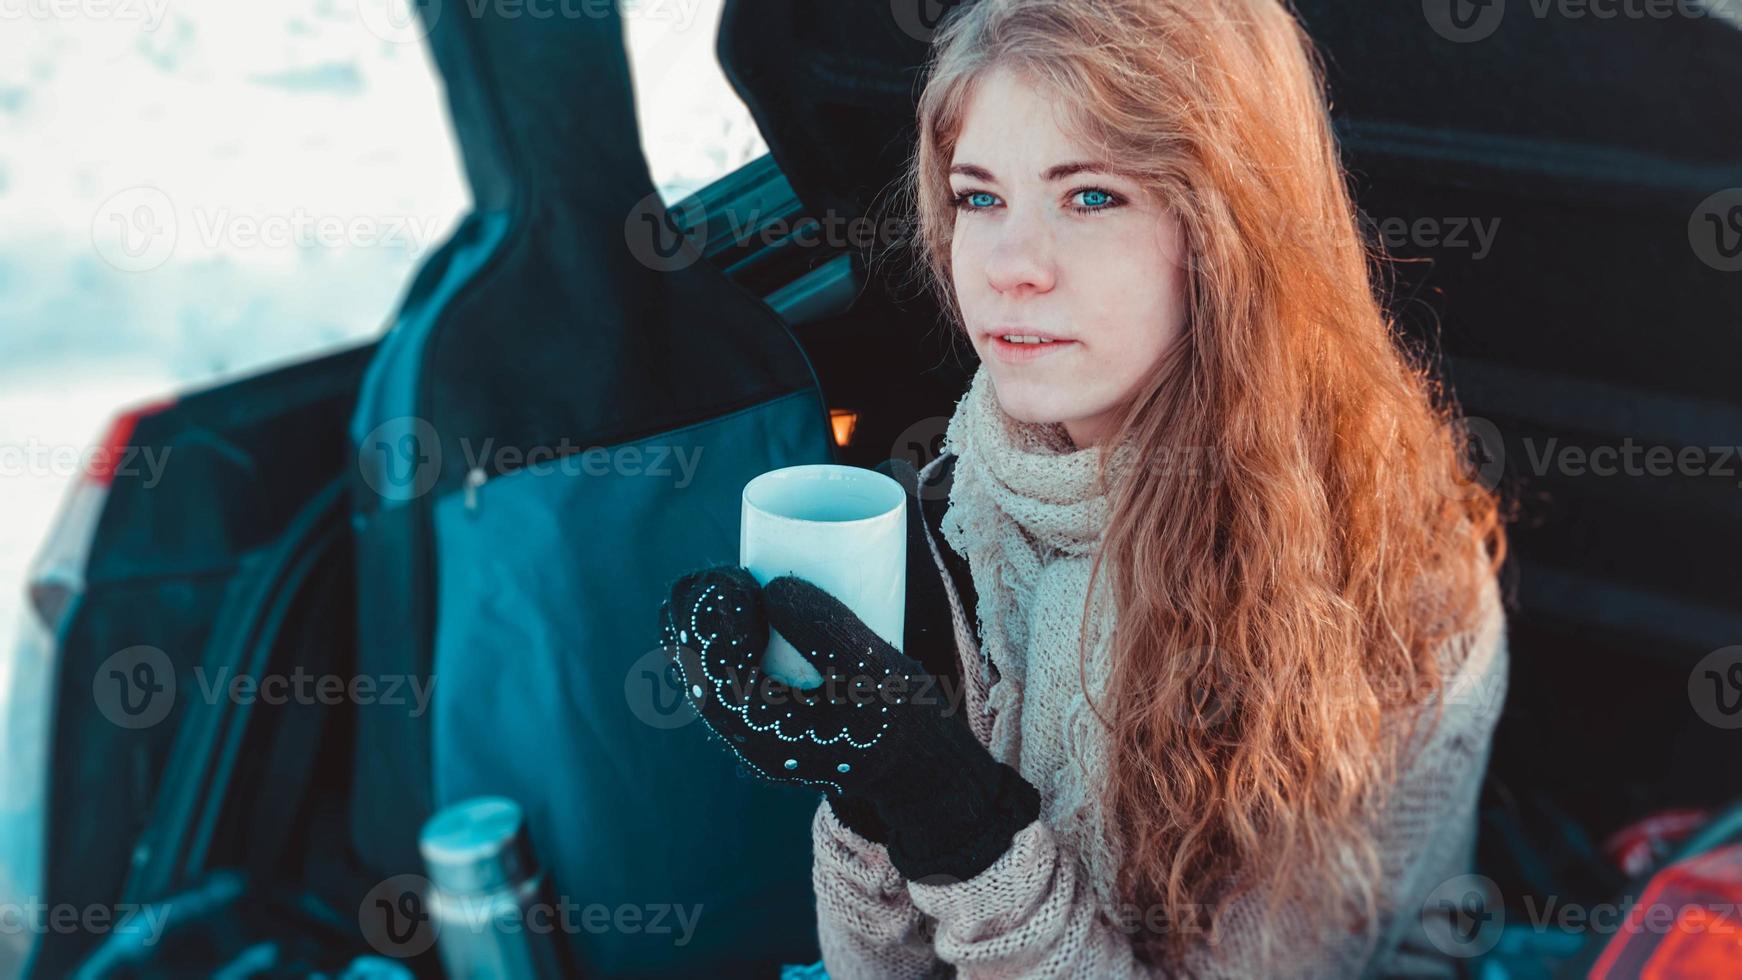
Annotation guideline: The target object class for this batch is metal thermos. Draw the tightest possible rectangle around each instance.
[418,796,574,979]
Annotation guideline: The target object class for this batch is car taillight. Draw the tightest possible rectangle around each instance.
[85,396,177,487]
[25,397,176,629]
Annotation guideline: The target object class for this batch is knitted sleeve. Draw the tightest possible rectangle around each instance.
[810,798,941,980]
[906,816,1167,977]
[904,579,1509,979]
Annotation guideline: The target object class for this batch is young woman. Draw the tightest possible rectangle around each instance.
[658,0,1511,975]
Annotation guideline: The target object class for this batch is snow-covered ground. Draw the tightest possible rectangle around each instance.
[0,0,766,646]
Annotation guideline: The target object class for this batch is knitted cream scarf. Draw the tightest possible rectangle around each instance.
[937,362,1139,920]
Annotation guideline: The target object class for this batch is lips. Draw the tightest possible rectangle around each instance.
[987,327,1074,343]
[986,331,1078,364]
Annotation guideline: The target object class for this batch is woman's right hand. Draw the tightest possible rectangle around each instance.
[655,563,1038,883]
[655,563,956,801]
[653,454,968,846]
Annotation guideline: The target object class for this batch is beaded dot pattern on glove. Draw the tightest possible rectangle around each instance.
[657,564,936,797]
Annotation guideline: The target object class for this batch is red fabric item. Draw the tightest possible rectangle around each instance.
[1589,843,1742,979]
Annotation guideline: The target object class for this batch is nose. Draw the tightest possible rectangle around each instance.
[982,208,1057,297]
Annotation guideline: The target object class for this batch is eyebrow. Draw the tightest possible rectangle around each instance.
[949,160,1136,182]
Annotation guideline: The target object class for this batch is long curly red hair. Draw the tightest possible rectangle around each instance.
[897,0,1511,969]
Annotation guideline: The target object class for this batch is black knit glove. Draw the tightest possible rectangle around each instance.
[823,457,968,844]
[655,564,1038,883]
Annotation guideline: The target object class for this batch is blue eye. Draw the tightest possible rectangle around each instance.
[952,187,1124,214]
[1072,188,1122,213]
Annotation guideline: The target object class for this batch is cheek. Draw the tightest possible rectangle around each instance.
[1068,226,1187,358]
[949,230,991,304]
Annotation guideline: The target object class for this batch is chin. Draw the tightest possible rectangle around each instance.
[984,369,1072,426]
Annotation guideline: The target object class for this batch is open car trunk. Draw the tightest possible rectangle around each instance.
[21,1,1742,977]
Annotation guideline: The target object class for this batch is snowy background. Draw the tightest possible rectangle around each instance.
[0,0,768,646]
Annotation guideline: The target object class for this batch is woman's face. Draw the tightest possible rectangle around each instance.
[948,65,1190,449]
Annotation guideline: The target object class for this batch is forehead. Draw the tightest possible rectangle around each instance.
[951,65,1097,168]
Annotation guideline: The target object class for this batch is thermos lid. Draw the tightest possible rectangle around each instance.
[418,795,539,895]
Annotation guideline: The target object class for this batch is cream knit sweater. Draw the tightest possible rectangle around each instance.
[810,366,1510,979]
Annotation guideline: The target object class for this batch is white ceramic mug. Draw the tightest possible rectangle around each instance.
[740,464,907,689]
